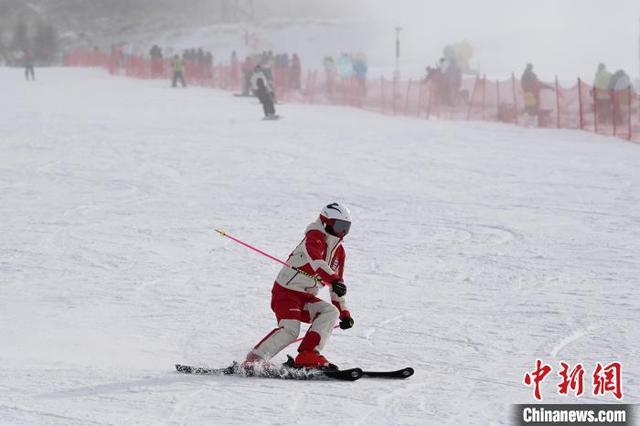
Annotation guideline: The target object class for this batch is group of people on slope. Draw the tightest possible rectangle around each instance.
[520,62,633,127]
[424,44,474,107]
[322,52,368,96]
[593,63,632,125]
[240,51,302,97]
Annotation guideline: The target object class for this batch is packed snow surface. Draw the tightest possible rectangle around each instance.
[1,68,638,425]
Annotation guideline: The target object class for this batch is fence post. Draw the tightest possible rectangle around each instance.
[496,79,501,121]
[481,75,486,121]
[380,76,385,114]
[304,70,313,104]
[628,85,632,141]
[426,81,433,119]
[416,81,424,117]
[404,79,412,115]
[309,71,317,104]
[611,89,617,136]
[593,84,599,133]
[466,75,479,120]
[577,78,584,130]
[496,80,501,121]
[511,73,518,125]
[555,76,561,129]
[392,77,397,115]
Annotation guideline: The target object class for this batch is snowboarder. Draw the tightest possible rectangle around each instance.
[252,65,277,119]
[244,203,355,369]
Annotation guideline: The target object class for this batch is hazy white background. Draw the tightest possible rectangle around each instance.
[355,0,640,81]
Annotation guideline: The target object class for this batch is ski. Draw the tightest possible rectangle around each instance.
[176,354,412,381]
[175,364,230,375]
[175,362,362,381]
[283,355,413,380]
[362,367,414,379]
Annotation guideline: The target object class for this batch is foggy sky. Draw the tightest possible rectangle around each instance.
[362,0,640,82]
[2,0,638,82]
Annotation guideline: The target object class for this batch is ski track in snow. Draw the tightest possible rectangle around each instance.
[1,68,639,424]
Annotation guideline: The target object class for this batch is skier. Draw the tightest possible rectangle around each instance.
[244,203,355,369]
[520,63,553,115]
[593,63,612,124]
[24,49,35,81]
[171,54,186,88]
[252,65,277,119]
[240,55,256,96]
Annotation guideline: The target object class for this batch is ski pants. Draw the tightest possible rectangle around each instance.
[258,92,276,116]
[172,71,186,87]
[250,283,339,361]
[25,65,35,80]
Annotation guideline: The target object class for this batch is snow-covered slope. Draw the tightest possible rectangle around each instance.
[1,68,638,425]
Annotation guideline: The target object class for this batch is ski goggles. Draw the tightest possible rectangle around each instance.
[330,219,351,237]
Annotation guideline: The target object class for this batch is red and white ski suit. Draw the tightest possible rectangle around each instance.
[249,219,350,360]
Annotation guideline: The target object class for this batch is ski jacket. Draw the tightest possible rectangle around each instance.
[521,69,539,93]
[594,69,613,100]
[275,219,349,317]
[251,70,272,92]
[594,69,612,90]
[171,58,185,72]
[255,78,273,104]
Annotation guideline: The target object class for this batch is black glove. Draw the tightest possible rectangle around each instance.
[331,279,347,297]
[339,316,354,330]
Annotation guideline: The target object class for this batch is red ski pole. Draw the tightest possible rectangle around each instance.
[215,229,330,287]
[216,229,344,347]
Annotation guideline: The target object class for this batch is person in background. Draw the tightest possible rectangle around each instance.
[231,51,240,90]
[262,51,274,87]
[425,58,449,104]
[24,49,35,81]
[171,54,186,88]
[149,44,163,78]
[593,63,612,124]
[352,52,368,96]
[323,56,336,95]
[241,55,256,95]
[249,64,277,118]
[444,58,462,106]
[290,53,301,90]
[609,69,631,126]
[336,52,353,79]
[520,63,553,116]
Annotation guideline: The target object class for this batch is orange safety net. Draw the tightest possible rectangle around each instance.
[64,48,640,143]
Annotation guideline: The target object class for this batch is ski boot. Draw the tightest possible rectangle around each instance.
[293,351,338,370]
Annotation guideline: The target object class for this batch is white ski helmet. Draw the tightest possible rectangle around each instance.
[319,202,352,238]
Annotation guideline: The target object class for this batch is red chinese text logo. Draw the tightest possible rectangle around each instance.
[593,361,622,399]
[523,360,622,401]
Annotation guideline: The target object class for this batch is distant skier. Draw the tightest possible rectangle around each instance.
[520,63,553,115]
[171,54,186,88]
[24,49,35,81]
[593,63,612,124]
[252,65,277,119]
[240,55,256,95]
[290,53,301,90]
[244,203,354,369]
